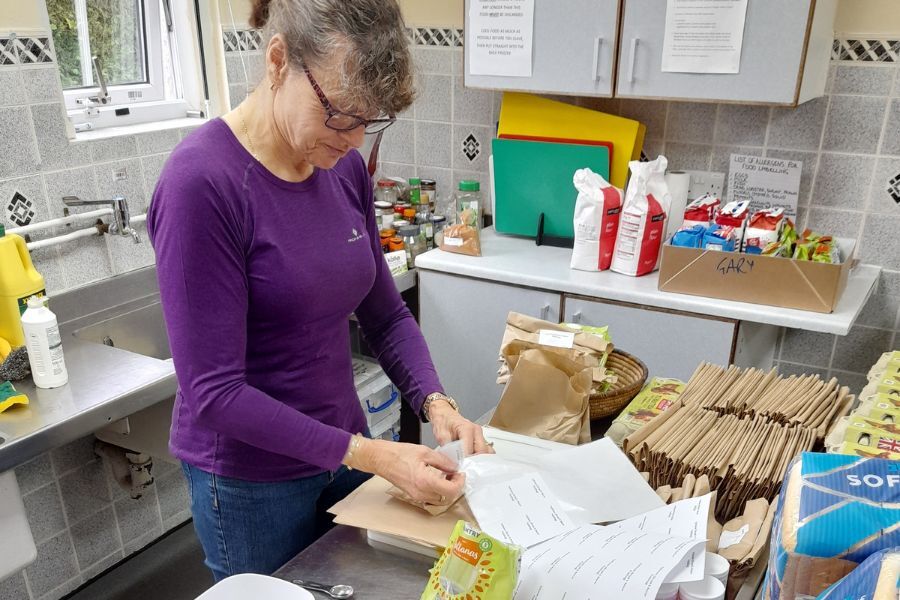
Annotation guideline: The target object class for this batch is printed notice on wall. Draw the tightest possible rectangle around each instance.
[661,0,749,73]
[468,0,534,77]
[728,154,802,218]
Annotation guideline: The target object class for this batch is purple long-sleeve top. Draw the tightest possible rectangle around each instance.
[146,119,443,481]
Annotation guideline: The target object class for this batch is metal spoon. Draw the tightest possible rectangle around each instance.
[292,579,355,599]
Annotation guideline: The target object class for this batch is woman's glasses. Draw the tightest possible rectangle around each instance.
[303,68,396,134]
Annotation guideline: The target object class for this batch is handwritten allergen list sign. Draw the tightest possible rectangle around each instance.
[468,0,535,77]
[728,154,802,218]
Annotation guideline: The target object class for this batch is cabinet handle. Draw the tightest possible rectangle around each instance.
[592,36,604,81]
[540,304,550,321]
[572,311,583,324]
[626,37,639,83]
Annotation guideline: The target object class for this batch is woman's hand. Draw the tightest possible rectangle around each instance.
[429,400,494,456]
[350,438,464,504]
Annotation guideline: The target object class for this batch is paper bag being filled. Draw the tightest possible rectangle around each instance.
[490,348,592,445]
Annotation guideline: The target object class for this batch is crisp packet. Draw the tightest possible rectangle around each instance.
[671,224,706,248]
[743,208,784,255]
[761,218,798,258]
[683,194,720,228]
[715,200,751,229]
[702,224,737,251]
[421,521,521,600]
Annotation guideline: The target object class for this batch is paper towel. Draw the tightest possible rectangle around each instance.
[664,171,691,242]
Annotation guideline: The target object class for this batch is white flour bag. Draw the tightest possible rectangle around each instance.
[570,169,624,272]
[611,157,672,277]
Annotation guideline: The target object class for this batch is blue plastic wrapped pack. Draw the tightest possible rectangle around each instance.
[764,453,900,600]
[671,224,706,248]
[702,224,737,251]
[816,547,900,600]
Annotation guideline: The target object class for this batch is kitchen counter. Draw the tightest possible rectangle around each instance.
[0,336,175,473]
[415,228,880,335]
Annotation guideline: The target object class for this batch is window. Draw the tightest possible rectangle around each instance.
[47,0,197,130]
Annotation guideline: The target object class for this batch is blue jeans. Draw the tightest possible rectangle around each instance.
[182,462,371,581]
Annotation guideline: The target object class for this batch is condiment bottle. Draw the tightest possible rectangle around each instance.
[408,177,421,206]
[420,179,437,212]
[21,295,68,388]
[455,180,482,229]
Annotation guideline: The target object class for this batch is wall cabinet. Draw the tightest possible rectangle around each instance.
[616,0,837,105]
[464,0,837,105]
[419,270,562,445]
[464,0,620,97]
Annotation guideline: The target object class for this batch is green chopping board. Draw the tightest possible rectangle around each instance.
[492,138,611,239]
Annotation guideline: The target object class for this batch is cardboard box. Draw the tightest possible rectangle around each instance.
[657,238,855,313]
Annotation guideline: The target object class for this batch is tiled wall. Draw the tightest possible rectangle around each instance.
[0,34,195,600]
[0,437,190,600]
[0,33,202,297]
[368,33,900,393]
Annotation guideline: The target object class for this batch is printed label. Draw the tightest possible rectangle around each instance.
[444,237,464,247]
[718,524,750,550]
[452,537,482,566]
[538,329,576,349]
[17,289,46,316]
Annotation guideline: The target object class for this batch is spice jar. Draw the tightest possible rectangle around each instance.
[403,207,418,222]
[392,219,410,229]
[420,179,437,212]
[430,215,446,248]
[388,236,405,253]
[374,200,394,231]
[399,225,426,268]
[454,180,482,229]
[380,228,395,253]
[408,177,421,206]
[374,179,399,206]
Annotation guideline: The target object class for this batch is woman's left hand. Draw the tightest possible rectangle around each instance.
[429,400,494,456]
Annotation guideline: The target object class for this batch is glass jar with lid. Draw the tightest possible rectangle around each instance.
[374,201,394,231]
[454,180,482,229]
[420,179,437,213]
[430,215,446,249]
[374,179,399,206]
[399,225,427,268]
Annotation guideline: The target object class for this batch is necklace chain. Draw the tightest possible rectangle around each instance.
[239,103,258,160]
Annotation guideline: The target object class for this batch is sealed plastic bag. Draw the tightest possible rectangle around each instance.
[570,168,623,272]
[610,156,671,277]
[764,452,900,600]
[816,547,900,600]
[421,520,521,600]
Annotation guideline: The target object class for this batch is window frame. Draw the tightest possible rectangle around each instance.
[60,0,168,110]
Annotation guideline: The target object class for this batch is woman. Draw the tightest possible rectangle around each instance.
[147,0,490,580]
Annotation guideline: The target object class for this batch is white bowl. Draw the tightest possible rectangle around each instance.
[195,574,314,600]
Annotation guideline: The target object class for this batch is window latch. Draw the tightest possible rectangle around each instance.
[77,55,112,113]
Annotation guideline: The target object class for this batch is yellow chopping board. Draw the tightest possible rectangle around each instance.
[498,92,646,189]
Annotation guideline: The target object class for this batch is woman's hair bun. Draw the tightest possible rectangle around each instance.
[249,0,273,28]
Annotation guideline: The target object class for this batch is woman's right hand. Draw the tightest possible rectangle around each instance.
[348,438,464,505]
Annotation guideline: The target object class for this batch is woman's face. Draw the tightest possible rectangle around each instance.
[270,59,369,170]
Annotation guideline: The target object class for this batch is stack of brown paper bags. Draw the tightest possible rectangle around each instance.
[624,363,853,522]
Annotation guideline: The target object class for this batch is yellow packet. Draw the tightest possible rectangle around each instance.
[421,521,521,600]
[839,440,900,460]
[606,377,685,446]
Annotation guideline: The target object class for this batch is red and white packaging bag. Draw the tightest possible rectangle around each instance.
[743,207,785,253]
[682,194,720,228]
[570,168,624,272]
[715,200,751,248]
[611,157,671,277]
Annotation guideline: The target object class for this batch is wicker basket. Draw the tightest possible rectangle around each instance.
[589,349,649,420]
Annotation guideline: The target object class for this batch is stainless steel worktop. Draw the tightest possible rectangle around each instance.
[0,323,175,473]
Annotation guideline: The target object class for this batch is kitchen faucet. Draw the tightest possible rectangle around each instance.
[62,195,141,243]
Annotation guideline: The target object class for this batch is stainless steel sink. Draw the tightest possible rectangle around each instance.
[73,302,172,361]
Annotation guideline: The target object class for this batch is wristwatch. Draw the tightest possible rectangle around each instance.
[422,392,459,422]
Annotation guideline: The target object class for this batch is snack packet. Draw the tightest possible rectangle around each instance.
[606,377,685,446]
[671,224,706,248]
[715,200,751,229]
[683,194,720,228]
[702,224,737,251]
[762,218,798,258]
[743,208,784,255]
[421,521,521,600]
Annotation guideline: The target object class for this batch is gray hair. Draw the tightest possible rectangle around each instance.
[251,0,416,116]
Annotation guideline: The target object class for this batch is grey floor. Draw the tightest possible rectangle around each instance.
[66,522,213,600]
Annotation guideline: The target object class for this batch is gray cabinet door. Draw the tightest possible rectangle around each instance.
[616,0,811,104]
[563,296,737,381]
[464,0,620,97]
[419,271,562,445]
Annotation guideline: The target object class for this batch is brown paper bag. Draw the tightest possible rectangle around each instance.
[490,348,592,445]
[386,485,462,516]
[719,498,771,562]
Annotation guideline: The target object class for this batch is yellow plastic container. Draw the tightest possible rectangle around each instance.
[0,225,45,347]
